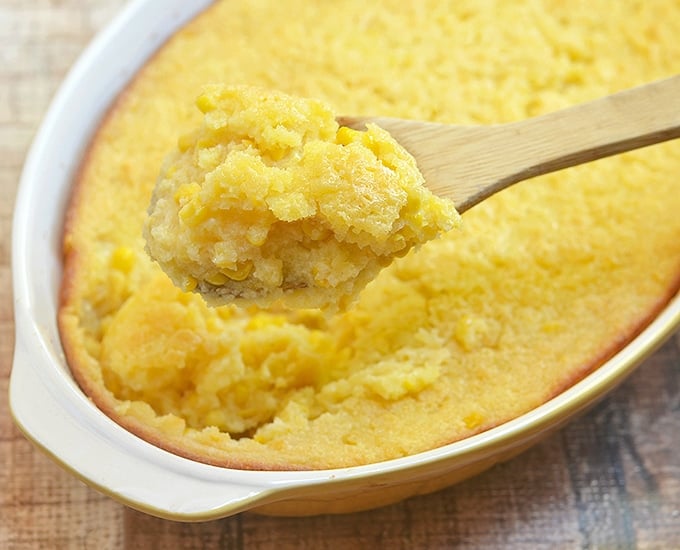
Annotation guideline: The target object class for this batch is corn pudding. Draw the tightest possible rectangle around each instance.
[59,0,680,470]
[144,85,458,310]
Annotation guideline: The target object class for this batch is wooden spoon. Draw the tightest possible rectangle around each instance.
[338,75,680,213]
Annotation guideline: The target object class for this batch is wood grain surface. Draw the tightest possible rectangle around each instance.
[1,2,678,549]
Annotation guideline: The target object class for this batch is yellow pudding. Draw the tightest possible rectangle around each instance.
[58,0,680,471]
[144,85,458,310]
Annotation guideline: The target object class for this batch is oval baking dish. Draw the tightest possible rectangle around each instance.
[11,0,680,520]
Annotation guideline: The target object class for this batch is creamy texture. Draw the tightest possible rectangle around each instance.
[59,0,680,470]
[144,85,458,310]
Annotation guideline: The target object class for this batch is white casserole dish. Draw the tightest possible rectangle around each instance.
[10,0,680,521]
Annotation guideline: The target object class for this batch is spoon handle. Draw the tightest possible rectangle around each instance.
[348,75,680,211]
[468,74,680,209]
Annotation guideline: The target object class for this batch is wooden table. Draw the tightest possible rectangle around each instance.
[1,2,678,548]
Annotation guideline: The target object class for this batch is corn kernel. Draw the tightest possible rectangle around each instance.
[197,137,218,149]
[196,92,217,113]
[361,132,380,156]
[205,272,229,286]
[246,316,269,330]
[311,266,331,288]
[541,321,564,333]
[224,261,253,282]
[267,146,287,161]
[174,181,201,204]
[183,276,198,292]
[336,126,362,145]
[177,132,196,152]
[246,314,286,330]
[463,412,485,430]
[216,307,234,320]
[110,246,135,273]
[301,222,330,241]
[246,226,268,246]
[179,200,209,226]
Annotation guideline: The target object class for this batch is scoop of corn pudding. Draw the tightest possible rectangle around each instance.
[144,85,459,310]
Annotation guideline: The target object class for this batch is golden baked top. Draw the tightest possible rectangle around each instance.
[144,85,458,310]
[59,0,680,470]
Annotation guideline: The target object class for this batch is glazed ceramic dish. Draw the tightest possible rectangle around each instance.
[11,0,680,520]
